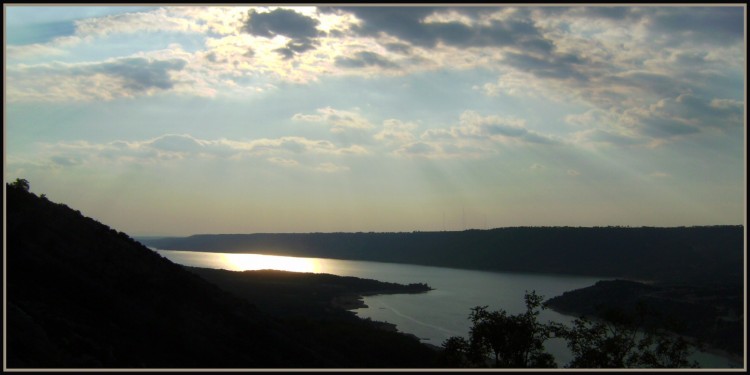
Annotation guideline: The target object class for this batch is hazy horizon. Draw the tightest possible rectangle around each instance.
[131,224,745,239]
[5,5,746,236]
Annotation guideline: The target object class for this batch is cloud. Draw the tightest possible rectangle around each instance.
[97,57,187,91]
[606,71,687,98]
[5,43,68,60]
[566,169,581,176]
[335,51,399,69]
[627,93,741,139]
[323,6,554,53]
[373,119,418,145]
[566,91,741,147]
[7,56,187,102]
[433,111,561,146]
[393,140,492,159]
[399,142,436,156]
[467,6,743,149]
[501,51,587,81]
[243,8,321,59]
[146,134,205,153]
[571,128,643,148]
[384,42,412,54]
[379,111,562,159]
[292,107,375,133]
[72,7,251,38]
[315,162,350,173]
[26,134,368,168]
[645,7,744,46]
[267,157,299,167]
[7,4,744,128]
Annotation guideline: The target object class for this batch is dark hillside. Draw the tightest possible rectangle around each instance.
[6,183,331,368]
[5,183,437,368]
[545,279,744,359]
[143,225,744,285]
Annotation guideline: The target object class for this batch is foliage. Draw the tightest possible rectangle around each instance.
[552,304,700,368]
[9,178,30,191]
[439,291,556,368]
[441,294,700,369]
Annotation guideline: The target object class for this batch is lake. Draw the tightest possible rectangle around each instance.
[152,248,741,368]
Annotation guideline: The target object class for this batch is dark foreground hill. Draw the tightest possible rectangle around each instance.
[143,225,744,285]
[5,183,437,368]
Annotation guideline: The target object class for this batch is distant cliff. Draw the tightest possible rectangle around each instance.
[6,182,437,368]
[142,225,744,285]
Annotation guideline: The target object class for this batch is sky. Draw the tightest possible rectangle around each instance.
[4,5,746,236]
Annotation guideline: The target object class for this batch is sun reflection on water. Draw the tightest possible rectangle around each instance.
[220,253,321,273]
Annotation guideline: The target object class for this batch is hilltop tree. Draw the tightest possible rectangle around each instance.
[9,178,30,191]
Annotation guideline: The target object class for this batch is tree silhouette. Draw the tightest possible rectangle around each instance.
[439,291,556,368]
[440,293,700,369]
[9,178,30,191]
[552,303,700,368]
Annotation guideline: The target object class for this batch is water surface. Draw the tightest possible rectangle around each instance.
[153,249,741,368]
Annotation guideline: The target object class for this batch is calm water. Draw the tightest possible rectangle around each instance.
[153,249,741,368]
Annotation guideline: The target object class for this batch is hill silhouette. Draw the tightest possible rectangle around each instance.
[5,182,437,368]
[143,225,743,285]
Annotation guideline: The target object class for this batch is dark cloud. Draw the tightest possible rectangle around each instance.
[671,50,708,66]
[535,6,641,21]
[243,8,320,40]
[607,72,687,97]
[322,7,438,46]
[659,94,743,130]
[274,38,318,60]
[631,93,742,140]
[639,117,700,138]
[539,6,742,48]
[93,57,186,92]
[579,6,637,20]
[646,7,744,46]
[243,9,321,59]
[323,6,554,53]
[502,51,587,81]
[335,51,399,69]
[484,124,558,145]
[384,42,413,54]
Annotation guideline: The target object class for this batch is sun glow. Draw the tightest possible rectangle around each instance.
[220,253,321,273]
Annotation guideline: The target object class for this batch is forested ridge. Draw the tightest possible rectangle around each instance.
[144,225,743,284]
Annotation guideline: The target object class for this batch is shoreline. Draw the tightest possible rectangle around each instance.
[330,286,432,311]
